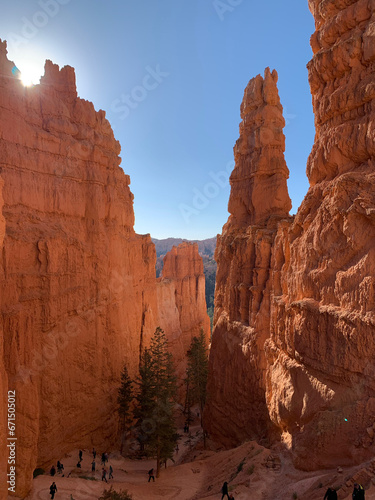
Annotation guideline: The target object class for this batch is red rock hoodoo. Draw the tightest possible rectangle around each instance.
[206,0,375,470]
[157,242,211,385]
[0,40,209,497]
[205,68,292,446]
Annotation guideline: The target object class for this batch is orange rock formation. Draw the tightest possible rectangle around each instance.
[0,175,8,499]
[0,40,209,497]
[158,242,211,384]
[206,0,375,470]
[206,68,292,446]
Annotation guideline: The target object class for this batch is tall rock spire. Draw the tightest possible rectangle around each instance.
[228,67,291,225]
[204,69,292,446]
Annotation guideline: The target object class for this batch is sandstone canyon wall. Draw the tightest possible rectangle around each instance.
[0,175,8,499]
[206,68,292,446]
[0,40,209,497]
[206,0,375,470]
[157,242,211,385]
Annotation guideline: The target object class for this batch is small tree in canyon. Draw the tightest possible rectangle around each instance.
[117,364,134,454]
[186,329,209,447]
[134,327,178,477]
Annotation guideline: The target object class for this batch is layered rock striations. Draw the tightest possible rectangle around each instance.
[0,175,8,499]
[205,68,292,445]
[266,0,375,469]
[0,39,159,496]
[206,0,375,470]
[157,242,211,385]
[0,40,209,496]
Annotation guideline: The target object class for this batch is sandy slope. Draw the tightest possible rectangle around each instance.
[17,427,375,500]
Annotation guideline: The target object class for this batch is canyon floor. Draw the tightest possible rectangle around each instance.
[14,425,375,500]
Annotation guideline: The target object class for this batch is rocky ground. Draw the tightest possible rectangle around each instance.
[14,425,375,500]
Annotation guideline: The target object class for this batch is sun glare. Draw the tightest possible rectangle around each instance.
[19,64,42,87]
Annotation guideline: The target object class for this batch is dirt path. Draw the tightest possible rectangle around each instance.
[24,426,209,500]
[19,431,375,500]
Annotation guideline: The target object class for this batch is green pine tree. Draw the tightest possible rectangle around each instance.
[133,348,155,452]
[117,365,134,454]
[187,329,209,447]
[134,327,178,478]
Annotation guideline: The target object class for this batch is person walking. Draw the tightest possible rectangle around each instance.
[101,452,106,465]
[50,465,56,476]
[49,482,57,499]
[352,483,365,499]
[148,468,155,482]
[324,487,338,499]
[91,460,96,473]
[109,465,114,479]
[102,467,108,483]
[221,481,230,500]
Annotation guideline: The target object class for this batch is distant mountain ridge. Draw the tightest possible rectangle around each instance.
[152,237,216,258]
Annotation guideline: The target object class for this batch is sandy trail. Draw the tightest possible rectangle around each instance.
[19,427,375,500]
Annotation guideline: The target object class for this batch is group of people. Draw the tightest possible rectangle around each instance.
[49,460,64,477]
[48,448,115,498]
[323,482,365,499]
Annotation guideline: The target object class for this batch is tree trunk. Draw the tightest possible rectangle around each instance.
[200,403,206,449]
[156,446,161,478]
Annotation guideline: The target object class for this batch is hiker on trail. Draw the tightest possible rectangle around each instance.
[109,465,114,479]
[104,452,109,463]
[49,481,57,499]
[92,447,96,459]
[79,449,83,461]
[57,461,64,474]
[148,468,155,482]
[102,467,108,483]
[221,481,230,500]
[91,460,96,472]
[324,487,338,499]
[50,465,56,476]
[352,483,365,499]
[101,452,106,465]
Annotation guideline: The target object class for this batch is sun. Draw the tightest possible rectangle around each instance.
[19,63,43,87]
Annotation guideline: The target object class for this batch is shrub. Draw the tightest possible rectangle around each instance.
[247,465,255,475]
[98,487,133,500]
[237,459,245,473]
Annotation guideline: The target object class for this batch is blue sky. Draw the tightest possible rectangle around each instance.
[1,0,316,239]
